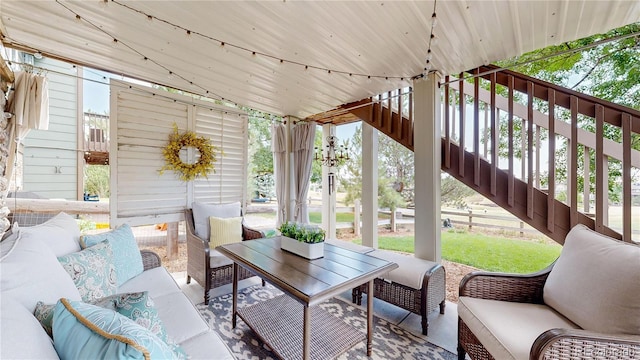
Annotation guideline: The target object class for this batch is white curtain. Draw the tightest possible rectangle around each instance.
[292,122,316,224]
[271,122,287,226]
[7,71,49,141]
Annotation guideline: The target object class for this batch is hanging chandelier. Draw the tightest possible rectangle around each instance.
[314,135,349,167]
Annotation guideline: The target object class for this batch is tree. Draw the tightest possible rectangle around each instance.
[441,174,475,208]
[340,125,406,212]
[84,165,109,198]
[246,109,279,199]
[491,23,640,203]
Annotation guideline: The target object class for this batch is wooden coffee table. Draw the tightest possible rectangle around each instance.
[217,236,398,360]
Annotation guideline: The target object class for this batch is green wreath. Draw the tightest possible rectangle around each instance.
[159,124,218,181]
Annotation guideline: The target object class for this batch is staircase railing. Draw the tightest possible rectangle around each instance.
[442,65,640,242]
[342,64,640,243]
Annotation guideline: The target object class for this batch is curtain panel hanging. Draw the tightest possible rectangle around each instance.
[291,121,316,224]
[271,122,287,226]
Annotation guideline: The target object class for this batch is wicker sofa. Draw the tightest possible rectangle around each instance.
[457,224,640,360]
[184,205,264,304]
[0,212,234,359]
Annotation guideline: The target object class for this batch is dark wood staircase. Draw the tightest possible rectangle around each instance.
[338,65,640,245]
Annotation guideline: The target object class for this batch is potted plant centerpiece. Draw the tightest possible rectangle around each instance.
[278,222,326,260]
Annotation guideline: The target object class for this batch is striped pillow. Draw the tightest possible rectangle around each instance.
[208,216,243,249]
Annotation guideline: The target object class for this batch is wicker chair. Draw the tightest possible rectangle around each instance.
[184,208,265,304]
[458,236,640,360]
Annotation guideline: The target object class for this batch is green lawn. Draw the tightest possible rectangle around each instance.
[309,212,354,224]
[353,231,561,274]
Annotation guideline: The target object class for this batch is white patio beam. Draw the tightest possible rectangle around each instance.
[361,122,378,248]
[414,73,441,262]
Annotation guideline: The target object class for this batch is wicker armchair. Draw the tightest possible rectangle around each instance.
[458,265,640,360]
[184,208,265,304]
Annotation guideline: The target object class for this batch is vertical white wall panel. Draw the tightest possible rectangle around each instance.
[110,80,247,226]
[22,58,78,200]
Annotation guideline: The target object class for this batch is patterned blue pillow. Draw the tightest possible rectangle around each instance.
[57,241,117,302]
[52,298,185,360]
[35,292,167,341]
[80,224,144,286]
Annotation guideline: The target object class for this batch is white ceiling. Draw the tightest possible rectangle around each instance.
[1,1,639,119]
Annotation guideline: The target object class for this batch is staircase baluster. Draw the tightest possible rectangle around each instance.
[570,96,579,227]
[547,89,556,232]
[490,72,497,196]
[527,81,535,219]
[458,73,465,177]
[595,104,606,232]
[507,75,514,207]
[473,70,480,186]
[622,113,632,242]
[444,76,451,169]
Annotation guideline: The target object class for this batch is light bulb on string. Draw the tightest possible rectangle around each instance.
[426,49,433,61]
[431,12,438,28]
[167,71,174,80]
[74,14,82,23]
[111,38,119,47]
[430,34,439,46]
[185,30,192,41]
[147,15,153,23]
[99,0,108,8]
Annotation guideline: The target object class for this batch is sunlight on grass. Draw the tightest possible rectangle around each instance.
[352,231,561,273]
[309,212,355,224]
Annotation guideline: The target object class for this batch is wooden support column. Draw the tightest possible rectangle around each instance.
[361,122,378,248]
[354,199,361,237]
[414,73,441,262]
[321,124,337,240]
[166,222,179,260]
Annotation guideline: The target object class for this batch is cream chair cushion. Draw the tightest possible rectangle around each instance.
[543,224,640,334]
[191,202,241,240]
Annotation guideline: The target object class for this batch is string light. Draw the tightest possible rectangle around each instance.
[421,0,438,78]
[108,0,413,82]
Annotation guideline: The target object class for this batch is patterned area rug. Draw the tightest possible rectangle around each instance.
[196,284,456,360]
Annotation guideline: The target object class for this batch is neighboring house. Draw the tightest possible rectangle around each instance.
[21,56,81,200]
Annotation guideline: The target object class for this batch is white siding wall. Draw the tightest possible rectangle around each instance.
[110,80,247,227]
[22,58,78,200]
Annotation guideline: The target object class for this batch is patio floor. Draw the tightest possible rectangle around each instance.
[171,271,460,355]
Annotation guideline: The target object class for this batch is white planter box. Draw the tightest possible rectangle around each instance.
[279,236,324,260]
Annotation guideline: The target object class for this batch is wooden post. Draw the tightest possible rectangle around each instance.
[166,222,179,260]
[468,210,473,230]
[390,208,396,233]
[354,199,361,236]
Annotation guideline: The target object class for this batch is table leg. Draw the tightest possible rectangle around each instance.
[367,279,374,356]
[303,304,310,360]
[232,263,238,328]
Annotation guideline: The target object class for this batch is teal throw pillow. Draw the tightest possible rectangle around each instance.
[80,224,144,286]
[52,298,185,360]
[35,292,167,342]
[57,240,117,302]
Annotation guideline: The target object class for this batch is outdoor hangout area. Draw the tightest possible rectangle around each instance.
[2,1,640,360]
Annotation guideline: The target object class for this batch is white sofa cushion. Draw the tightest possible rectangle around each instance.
[178,330,235,360]
[192,201,241,240]
[543,224,640,334]
[118,267,181,299]
[458,296,580,360]
[0,231,81,312]
[19,212,81,257]
[0,298,59,359]
[369,250,438,289]
[152,292,210,344]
